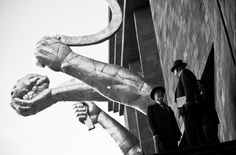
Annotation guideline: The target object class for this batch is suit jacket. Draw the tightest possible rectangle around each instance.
[147,103,181,142]
[175,68,203,110]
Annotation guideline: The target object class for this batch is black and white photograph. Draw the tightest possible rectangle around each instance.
[1,0,236,154]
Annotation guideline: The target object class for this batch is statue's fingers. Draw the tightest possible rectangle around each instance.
[75,110,87,116]
[10,100,32,116]
[35,49,55,67]
[23,93,29,100]
[36,40,46,47]
[10,101,18,111]
[73,102,84,109]
[25,91,36,100]
[47,37,61,45]
[31,85,38,92]
[35,60,45,68]
[28,76,40,84]
[13,98,30,106]
[82,102,90,113]
[18,106,34,116]
[36,37,51,46]
[39,36,60,45]
[78,115,86,124]
[75,106,87,112]
[35,44,55,53]
[35,76,49,86]
[74,107,87,111]
[35,45,57,59]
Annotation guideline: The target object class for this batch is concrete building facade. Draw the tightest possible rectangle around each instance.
[108,0,236,154]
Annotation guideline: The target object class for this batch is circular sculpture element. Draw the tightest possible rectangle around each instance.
[11,74,50,100]
[58,0,122,46]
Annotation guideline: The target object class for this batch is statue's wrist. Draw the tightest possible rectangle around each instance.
[51,88,61,103]
[62,52,76,64]
[97,110,106,124]
[61,52,77,72]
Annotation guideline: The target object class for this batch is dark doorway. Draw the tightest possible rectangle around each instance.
[199,44,220,144]
[200,44,215,108]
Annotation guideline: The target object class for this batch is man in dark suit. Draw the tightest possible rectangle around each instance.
[197,80,220,144]
[147,86,181,153]
[171,59,205,148]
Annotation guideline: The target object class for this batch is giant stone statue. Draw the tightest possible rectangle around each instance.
[10,0,155,154]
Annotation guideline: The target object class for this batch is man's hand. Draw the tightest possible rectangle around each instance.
[73,102,101,125]
[11,88,55,116]
[35,36,72,71]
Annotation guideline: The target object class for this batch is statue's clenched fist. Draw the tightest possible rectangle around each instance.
[10,74,54,116]
[73,102,101,125]
[35,36,72,71]
[11,74,49,100]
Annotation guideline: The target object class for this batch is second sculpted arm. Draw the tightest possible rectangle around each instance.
[52,78,108,102]
[74,102,143,155]
[11,77,108,116]
[35,36,153,114]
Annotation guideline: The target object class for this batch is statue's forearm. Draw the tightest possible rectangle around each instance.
[61,52,129,88]
[97,111,142,155]
[51,82,108,102]
[60,52,152,111]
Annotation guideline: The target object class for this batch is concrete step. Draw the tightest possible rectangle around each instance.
[151,140,236,155]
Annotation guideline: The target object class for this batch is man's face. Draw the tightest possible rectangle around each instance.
[174,68,181,78]
[174,69,178,77]
[154,91,164,103]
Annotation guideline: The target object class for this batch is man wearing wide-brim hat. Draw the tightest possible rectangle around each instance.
[147,86,181,153]
[171,59,205,148]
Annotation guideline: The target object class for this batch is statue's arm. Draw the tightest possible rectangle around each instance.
[97,111,143,155]
[35,37,153,113]
[11,78,108,116]
[61,51,152,103]
[12,37,153,116]
[52,79,108,102]
[75,102,143,155]
[61,52,154,114]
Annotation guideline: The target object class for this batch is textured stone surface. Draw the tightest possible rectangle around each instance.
[149,0,236,141]
[110,0,235,149]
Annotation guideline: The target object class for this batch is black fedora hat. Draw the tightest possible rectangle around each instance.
[150,86,165,100]
[171,59,187,72]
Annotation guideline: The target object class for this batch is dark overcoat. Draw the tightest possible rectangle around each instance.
[175,68,205,147]
[147,102,181,152]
